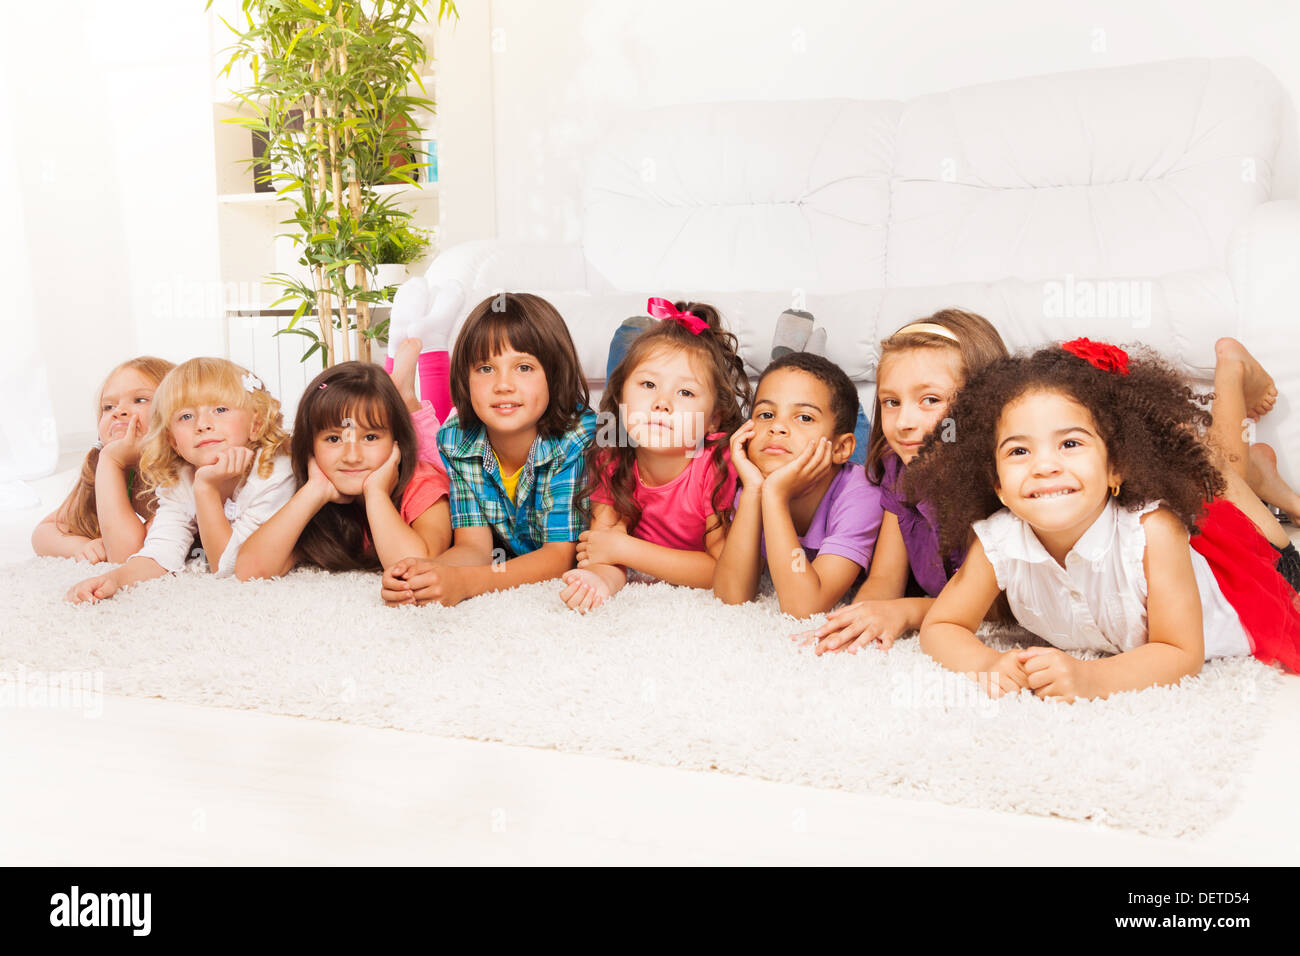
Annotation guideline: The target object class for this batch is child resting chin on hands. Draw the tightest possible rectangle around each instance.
[713,352,883,618]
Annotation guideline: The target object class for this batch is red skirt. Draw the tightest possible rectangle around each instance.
[1191,498,1300,672]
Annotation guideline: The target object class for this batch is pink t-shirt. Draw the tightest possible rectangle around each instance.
[591,439,738,552]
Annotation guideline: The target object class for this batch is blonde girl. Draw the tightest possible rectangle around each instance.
[66,358,293,603]
[33,356,175,562]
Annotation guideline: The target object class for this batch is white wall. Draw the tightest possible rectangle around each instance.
[1,0,223,451]
[483,0,1300,243]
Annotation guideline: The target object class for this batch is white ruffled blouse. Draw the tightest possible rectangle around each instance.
[132,451,297,578]
[972,499,1251,659]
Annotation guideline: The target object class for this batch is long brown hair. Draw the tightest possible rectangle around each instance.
[290,361,420,571]
[449,292,590,439]
[583,302,751,535]
[864,309,1009,482]
[54,356,175,539]
[139,357,289,493]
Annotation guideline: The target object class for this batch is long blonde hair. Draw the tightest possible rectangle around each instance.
[55,356,176,539]
[139,357,289,492]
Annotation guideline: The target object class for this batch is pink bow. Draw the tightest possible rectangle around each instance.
[647,297,708,335]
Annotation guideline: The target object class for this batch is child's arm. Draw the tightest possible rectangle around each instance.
[799,513,933,652]
[235,459,340,580]
[918,538,1028,698]
[759,438,861,617]
[192,448,256,572]
[96,418,149,562]
[560,502,628,611]
[381,525,577,606]
[65,555,168,604]
[32,511,104,561]
[1021,508,1204,701]
[712,422,765,605]
[580,526,723,588]
[362,447,453,569]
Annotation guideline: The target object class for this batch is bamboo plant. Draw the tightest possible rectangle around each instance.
[211,0,457,366]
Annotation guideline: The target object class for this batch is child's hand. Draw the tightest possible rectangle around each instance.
[763,437,832,503]
[729,421,765,491]
[577,527,627,567]
[1018,647,1091,702]
[381,556,468,606]
[101,416,146,469]
[74,538,108,564]
[194,447,255,490]
[66,573,118,604]
[381,556,431,605]
[363,445,402,499]
[559,568,612,613]
[306,456,353,505]
[975,650,1030,699]
[793,599,911,654]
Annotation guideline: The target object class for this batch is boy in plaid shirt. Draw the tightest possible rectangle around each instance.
[381,293,596,607]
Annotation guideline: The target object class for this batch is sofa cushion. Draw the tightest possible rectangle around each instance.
[887,58,1285,286]
[583,99,899,294]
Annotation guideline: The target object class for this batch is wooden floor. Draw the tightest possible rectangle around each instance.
[2,685,1297,865]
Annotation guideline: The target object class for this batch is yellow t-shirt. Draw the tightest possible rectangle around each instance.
[495,453,524,504]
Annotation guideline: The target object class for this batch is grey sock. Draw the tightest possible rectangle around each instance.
[771,309,815,360]
[804,327,828,357]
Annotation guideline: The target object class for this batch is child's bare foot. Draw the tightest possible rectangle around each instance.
[1247,442,1300,523]
[1216,337,1277,420]
[391,338,423,412]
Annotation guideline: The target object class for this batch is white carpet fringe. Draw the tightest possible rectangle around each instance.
[0,557,1281,837]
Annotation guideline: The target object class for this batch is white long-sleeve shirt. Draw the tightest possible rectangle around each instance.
[133,451,297,577]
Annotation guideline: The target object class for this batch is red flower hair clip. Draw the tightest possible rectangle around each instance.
[1062,337,1130,376]
[647,297,708,335]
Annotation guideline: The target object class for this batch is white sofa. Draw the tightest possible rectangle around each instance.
[426,57,1300,476]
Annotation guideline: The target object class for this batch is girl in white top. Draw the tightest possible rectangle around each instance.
[66,358,295,602]
[905,337,1300,700]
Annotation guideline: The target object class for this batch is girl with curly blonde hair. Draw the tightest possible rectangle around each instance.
[66,357,295,603]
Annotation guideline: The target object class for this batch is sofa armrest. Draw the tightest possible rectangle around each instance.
[1227,200,1300,480]
[424,240,589,294]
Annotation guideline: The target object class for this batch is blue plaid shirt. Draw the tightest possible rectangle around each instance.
[437,408,598,558]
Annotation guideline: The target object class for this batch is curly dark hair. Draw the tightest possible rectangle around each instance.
[904,343,1224,556]
[583,301,751,536]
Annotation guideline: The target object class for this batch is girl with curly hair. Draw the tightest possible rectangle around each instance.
[66,357,295,603]
[799,309,1009,653]
[908,337,1300,701]
[559,298,750,612]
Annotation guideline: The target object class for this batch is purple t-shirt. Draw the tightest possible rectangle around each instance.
[756,463,884,570]
[878,452,961,597]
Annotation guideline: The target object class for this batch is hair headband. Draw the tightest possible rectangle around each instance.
[1062,337,1130,376]
[647,297,708,335]
[892,322,960,344]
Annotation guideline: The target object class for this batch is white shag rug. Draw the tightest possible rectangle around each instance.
[1,557,1282,838]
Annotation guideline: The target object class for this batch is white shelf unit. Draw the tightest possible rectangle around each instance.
[208,12,441,423]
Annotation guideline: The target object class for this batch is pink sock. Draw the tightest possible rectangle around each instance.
[418,350,452,422]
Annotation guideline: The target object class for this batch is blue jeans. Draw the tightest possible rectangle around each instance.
[851,402,870,466]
